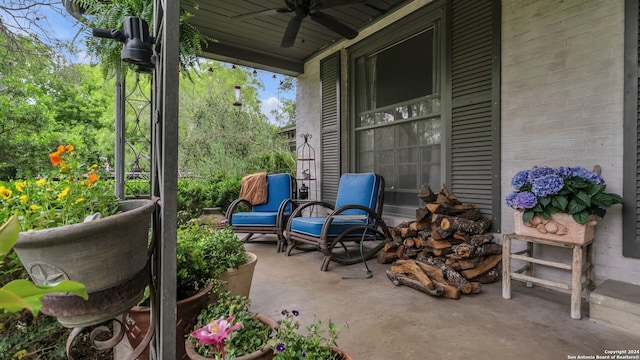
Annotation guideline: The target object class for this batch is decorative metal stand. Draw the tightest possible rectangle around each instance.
[296,134,317,201]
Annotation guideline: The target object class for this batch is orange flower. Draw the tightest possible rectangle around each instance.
[49,152,62,167]
[84,173,99,185]
[64,144,74,152]
[57,145,66,154]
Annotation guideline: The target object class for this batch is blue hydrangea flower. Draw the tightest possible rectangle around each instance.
[510,170,530,189]
[505,191,518,208]
[276,343,286,352]
[531,175,564,197]
[292,310,299,316]
[528,166,555,182]
[554,166,573,178]
[513,191,538,209]
[571,167,604,185]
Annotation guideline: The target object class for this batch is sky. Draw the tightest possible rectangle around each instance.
[34,4,294,124]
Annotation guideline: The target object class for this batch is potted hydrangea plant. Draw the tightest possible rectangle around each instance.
[505,166,622,243]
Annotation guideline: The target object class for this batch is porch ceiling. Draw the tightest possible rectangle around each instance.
[182,0,410,76]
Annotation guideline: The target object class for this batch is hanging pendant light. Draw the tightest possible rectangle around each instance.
[233,86,242,107]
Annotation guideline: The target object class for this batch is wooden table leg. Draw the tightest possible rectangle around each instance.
[570,245,583,320]
[502,235,512,299]
[526,241,534,288]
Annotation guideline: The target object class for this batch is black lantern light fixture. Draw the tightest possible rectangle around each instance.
[93,16,155,71]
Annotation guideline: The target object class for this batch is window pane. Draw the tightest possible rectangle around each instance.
[375,127,394,149]
[358,129,374,151]
[374,29,434,107]
[398,122,418,146]
[398,164,417,189]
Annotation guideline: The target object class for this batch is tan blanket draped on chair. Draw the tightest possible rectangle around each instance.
[239,172,268,205]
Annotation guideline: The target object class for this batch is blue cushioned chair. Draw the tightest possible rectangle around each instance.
[226,173,296,252]
[284,173,391,271]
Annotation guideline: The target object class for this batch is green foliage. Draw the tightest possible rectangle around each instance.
[0,31,113,179]
[176,224,247,299]
[176,178,241,224]
[268,310,345,360]
[193,290,271,359]
[0,311,68,360]
[178,61,295,179]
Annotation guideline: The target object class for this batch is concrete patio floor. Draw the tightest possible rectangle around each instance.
[243,235,639,360]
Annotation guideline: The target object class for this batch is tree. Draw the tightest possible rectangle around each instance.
[178,61,294,179]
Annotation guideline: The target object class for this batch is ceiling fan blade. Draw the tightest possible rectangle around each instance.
[281,15,303,48]
[230,8,291,22]
[312,0,369,11]
[309,11,359,39]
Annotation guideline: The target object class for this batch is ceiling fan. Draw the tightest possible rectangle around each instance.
[232,0,368,48]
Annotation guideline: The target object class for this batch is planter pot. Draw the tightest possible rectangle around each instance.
[198,207,226,229]
[514,211,596,244]
[184,314,277,360]
[13,199,156,328]
[125,283,214,360]
[221,252,257,298]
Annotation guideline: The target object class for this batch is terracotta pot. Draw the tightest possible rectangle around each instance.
[220,252,257,298]
[184,314,277,360]
[124,283,214,360]
[514,210,596,244]
[13,199,156,328]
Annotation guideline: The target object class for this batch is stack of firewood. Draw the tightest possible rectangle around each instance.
[381,184,502,299]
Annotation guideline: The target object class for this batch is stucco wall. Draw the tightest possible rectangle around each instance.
[502,0,640,285]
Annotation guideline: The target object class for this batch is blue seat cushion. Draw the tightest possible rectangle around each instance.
[334,173,380,216]
[232,211,286,226]
[290,216,370,237]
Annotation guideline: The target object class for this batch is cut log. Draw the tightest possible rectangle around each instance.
[468,233,494,246]
[404,247,421,259]
[416,207,431,223]
[377,250,398,264]
[413,237,423,248]
[426,238,453,250]
[469,282,481,294]
[460,254,502,280]
[457,208,484,221]
[431,214,491,238]
[418,184,437,204]
[473,267,501,284]
[400,227,418,238]
[383,242,399,252]
[453,232,470,242]
[404,238,415,248]
[457,258,480,270]
[445,258,462,271]
[386,271,444,297]
[415,262,461,299]
[410,220,431,231]
[449,242,501,259]
[396,244,406,259]
[420,256,474,294]
[391,260,435,290]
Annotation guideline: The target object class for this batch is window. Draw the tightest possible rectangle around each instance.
[354,28,441,215]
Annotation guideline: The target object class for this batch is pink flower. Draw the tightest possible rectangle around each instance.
[191,316,243,355]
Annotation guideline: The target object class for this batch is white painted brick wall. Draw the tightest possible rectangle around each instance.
[502,0,640,285]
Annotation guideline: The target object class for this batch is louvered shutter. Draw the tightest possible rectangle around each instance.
[449,0,501,231]
[320,52,341,203]
[623,0,640,257]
